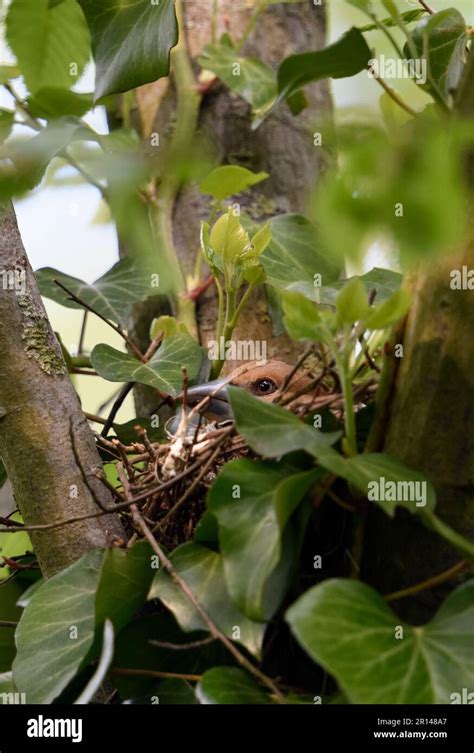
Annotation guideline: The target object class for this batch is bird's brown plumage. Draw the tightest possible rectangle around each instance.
[184,360,320,420]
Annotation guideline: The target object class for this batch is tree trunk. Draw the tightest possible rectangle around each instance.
[362,53,474,622]
[127,0,332,415]
[0,204,125,578]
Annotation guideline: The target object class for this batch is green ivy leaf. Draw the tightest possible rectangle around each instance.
[13,550,102,703]
[27,89,93,119]
[319,268,403,307]
[77,0,178,100]
[198,43,277,119]
[408,8,468,103]
[36,257,156,329]
[13,543,155,704]
[208,457,320,621]
[363,289,411,330]
[358,8,426,32]
[199,165,269,201]
[196,667,270,704]
[278,27,372,102]
[0,119,84,200]
[261,214,342,301]
[282,291,334,342]
[336,277,370,326]
[228,387,341,458]
[6,0,90,95]
[286,579,474,703]
[0,110,14,144]
[149,543,265,658]
[0,672,16,701]
[91,334,202,396]
[0,66,21,85]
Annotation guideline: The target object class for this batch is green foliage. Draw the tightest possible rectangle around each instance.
[77,0,178,99]
[261,214,342,301]
[36,257,157,329]
[0,110,14,144]
[0,581,23,673]
[12,543,154,703]
[27,89,93,119]
[91,333,202,396]
[314,123,469,267]
[286,579,474,703]
[0,119,85,200]
[208,457,320,621]
[149,543,265,657]
[407,8,468,105]
[318,268,403,306]
[198,43,277,121]
[196,667,270,704]
[199,165,269,201]
[6,0,91,95]
[278,27,372,101]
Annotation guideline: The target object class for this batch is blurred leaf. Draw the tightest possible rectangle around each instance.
[336,277,370,326]
[149,543,265,658]
[262,214,342,301]
[286,579,474,703]
[36,256,155,328]
[0,118,84,199]
[282,291,334,341]
[91,333,202,397]
[77,0,178,100]
[228,387,341,458]
[200,165,269,201]
[278,27,372,102]
[408,8,468,103]
[363,288,410,330]
[208,457,320,621]
[27,89,93,119]
[6,0,90,94]
[150,315,189,341]
[319,268,403,306]
[198,43,276,119]
[196,667,270,704]
[358,8,426,32]
[0,110,14,144]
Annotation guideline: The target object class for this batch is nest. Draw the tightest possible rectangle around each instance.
[94,376,377,551]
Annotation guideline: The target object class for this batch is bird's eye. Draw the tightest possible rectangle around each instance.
[253,378,277,396]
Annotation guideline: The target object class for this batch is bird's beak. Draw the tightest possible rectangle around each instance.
[181,377,233,420]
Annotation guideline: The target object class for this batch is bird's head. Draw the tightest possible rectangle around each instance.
[182,360,315,421]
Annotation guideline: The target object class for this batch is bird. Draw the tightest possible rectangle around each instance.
[183,360,320,421]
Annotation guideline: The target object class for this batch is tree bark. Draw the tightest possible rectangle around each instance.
[0,204,125,578]
[127,0,332,415]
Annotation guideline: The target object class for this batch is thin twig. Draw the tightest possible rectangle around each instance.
[111,668,201,682]
[418,0,435,14]
[385,560,468,602]
[369,66,419,117]
[53,280,144,361]
[149,636,216,651]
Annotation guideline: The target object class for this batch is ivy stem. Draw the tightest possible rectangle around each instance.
[150,0,202,338]
[369,66,419,117]
[237,0,266,52]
